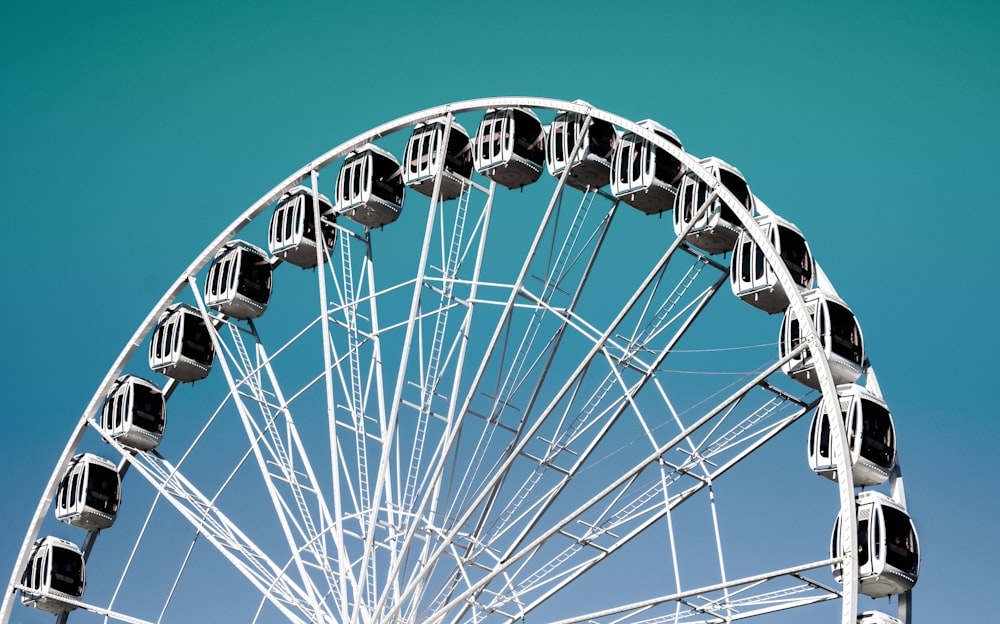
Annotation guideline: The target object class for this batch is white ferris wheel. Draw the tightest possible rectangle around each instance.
[2,98,919,624]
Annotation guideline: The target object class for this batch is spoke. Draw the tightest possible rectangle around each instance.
[303,169,354,624]
[374,180,499,622]
[90,426,314,622]
[425,344,808,624]
[188,278,331,621]
[393,193,718,624]
[253,320,348,613]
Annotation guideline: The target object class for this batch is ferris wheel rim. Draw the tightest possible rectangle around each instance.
[3,96,874,624]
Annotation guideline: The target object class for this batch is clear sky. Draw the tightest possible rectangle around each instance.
[2,1,997,622]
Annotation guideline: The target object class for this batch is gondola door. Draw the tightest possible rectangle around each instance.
[785,297,819,371]
[858,500,877,580]
[735,230,770,295]
[360,153,372,205]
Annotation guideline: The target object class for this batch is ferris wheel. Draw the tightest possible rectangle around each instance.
[2,98,920,624]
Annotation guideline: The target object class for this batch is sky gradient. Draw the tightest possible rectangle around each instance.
[2,1,997,622]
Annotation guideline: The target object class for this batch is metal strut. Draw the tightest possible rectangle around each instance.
[402,180,472,514]
[489,257,711,537]
[228,322,343,610]
[341,228,373,517]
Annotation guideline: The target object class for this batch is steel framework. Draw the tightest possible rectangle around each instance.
[2,98,914,624]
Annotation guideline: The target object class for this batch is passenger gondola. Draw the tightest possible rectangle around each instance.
[100,375,166,451]
[730,211,813,313]
[546,103,618,191]
[204,240,272,320]
[808,384,896,486]
[779,289,865,389]
[674,156,754,255]
[268,185,337,269]
[831,492,920,598]
[472,107,546,190]
[20,536,85,614]
[336,144,405,228]
[610,119,685,214]
[55,453,121,531]
[148,303,215,383]
[403,118,473,200]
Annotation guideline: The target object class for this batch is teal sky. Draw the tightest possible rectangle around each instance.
[2,1,997,621]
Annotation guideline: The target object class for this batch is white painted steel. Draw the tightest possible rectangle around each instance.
[3,97,903,624]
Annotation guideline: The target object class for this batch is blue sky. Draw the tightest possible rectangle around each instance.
[2,1,997,622]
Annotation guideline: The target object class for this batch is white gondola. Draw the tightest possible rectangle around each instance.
[859,611,903,624]
[808,384,896,486]
[832,491,920,598]
[472,107,546,190]
[674,156,753,255]
[204,240,272,320]
[403,119,473,200]
[268,185,337,269]
[546,104,618,191]
[148,303,215,383]
[100,375,166,451]
[20,536,85,614]
[610,119,685,214]
[55,453,121,531]
[336,144,405,228]
[730,212,813,313]
[779,289,865,389]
